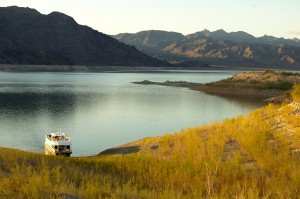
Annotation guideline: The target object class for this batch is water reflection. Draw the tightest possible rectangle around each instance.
[0,92,76,115]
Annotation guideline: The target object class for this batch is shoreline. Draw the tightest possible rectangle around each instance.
[132,70,300,104]
[0,64,230,72]
[1,64,300,72]
[132,80,286,102]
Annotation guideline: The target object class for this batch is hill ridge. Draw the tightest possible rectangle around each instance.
[0,6,169,68]
[113,29,300,68]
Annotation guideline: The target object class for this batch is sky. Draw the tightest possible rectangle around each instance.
[1,0,300,39]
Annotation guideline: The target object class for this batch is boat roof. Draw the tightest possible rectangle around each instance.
[49,129,68,137]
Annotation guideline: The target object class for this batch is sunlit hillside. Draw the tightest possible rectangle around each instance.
[1,86,300,198]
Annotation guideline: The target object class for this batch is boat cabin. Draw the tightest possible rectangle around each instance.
[45,130,72,156]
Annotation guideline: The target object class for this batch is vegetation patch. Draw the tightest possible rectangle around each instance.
[291,84,300,101]
[208,70,300,90]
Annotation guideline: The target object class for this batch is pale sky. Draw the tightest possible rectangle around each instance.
[1,0,299,39]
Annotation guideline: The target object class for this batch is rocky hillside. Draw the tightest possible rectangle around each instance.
[0,6,169,68]
[113,30,300,69]
[208,70,300,90]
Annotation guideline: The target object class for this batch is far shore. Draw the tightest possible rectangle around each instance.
[133,80,284,102]
[1,64,300,72]
[0,64,223,72]
[133,70,300,103]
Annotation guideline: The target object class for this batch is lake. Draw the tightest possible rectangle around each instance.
[0,71,264,156]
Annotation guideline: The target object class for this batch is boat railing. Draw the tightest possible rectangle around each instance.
[46,135,71,142]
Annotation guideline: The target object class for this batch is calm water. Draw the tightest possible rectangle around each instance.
[0,71,264,156]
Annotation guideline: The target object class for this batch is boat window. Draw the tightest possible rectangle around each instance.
[67,146,70,149]
[55,146,58,149]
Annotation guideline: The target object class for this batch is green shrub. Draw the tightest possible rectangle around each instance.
[291,84,300,101]
[263,69,276,74]
[262,81,293,90]
[279,71,300,76]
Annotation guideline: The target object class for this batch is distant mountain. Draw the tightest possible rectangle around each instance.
[186,29,257,44]
[113,30,300,68]
[293,38,300,42]
[114,30,185,55]
[0,6,169,68]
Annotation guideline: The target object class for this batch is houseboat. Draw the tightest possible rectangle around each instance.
[45,129,72,156]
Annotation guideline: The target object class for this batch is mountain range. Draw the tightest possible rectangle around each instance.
[0,6,169,69]
[113,30,300,69]
[1,6,300,70]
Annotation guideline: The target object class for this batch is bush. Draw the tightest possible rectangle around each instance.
[263,69,276,74]
[291,84,300,101]
[279,71,300,76]
[263,81,293,90]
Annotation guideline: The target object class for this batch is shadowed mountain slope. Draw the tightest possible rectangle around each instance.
[0,6,169,68]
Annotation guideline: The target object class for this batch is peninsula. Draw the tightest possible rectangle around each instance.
[133,70,300,103]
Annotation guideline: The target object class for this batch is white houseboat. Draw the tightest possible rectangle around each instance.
[45,129,72,156]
